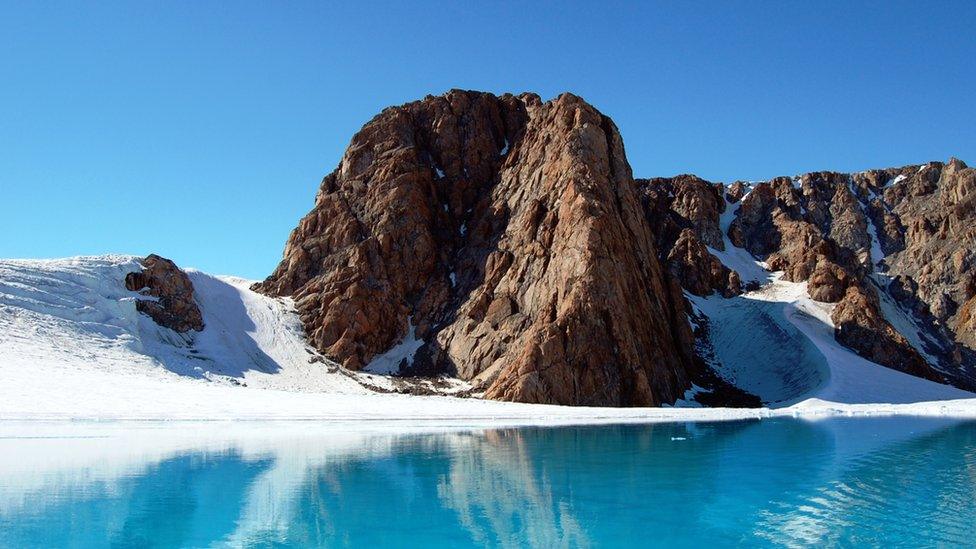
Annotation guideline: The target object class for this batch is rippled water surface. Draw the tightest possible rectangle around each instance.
[1,417,975,547]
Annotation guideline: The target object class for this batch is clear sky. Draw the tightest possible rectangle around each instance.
[2,1,974,279]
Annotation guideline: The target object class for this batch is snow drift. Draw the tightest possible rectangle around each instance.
[0,255,974,422]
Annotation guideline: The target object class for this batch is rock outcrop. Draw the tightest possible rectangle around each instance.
[727,175,865,303]
[125,254,204,333]
[639,175,726,249]
[957,296,976,352]
[255,90,695,406]
[718,160,976,390]
[831,284,938,382]
[861,159,976,384]
[665,229,741,298]
[255,88,976,403]
[634,176,740,298]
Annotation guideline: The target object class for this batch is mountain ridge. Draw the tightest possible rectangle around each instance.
[253,90,976,405]
[2,90,973,410]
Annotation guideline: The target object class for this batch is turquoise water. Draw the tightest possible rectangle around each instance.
[1,417,975,547]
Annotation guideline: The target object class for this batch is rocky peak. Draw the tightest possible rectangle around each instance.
[725,181,749,204]
[125,254,204,333]
[638,175,726,249]
[254,88,976,403]
[255,90,696,406]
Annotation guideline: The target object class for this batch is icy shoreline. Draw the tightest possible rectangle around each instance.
[3,388,976,424]
[3,255,976,425]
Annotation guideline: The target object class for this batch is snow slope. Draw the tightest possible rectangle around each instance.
[689,284,829,406]
[691,188,972,407]
[691,274,973,407]
[1,255,975,422]
[0,256,387,396]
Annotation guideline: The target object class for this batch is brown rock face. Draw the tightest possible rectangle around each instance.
[727,175,864,304]
[255,90,694,406]
[878,161,976,324]
[633,176,740,298]
[725,181,748,204]
[720,159,976,389]
[831,284,939,383]
[957,296,976,351]
[666,229,740,298]
[868,160,976,385]
[639,175,726,249]
[125,254,204,333]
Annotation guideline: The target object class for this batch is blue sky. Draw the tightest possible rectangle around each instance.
[2,1,974,278]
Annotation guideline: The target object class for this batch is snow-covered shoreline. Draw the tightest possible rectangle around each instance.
[3,255,976,425]
[4,398,976,425]
[3,375,976,424]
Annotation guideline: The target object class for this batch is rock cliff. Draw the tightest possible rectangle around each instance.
[255,90,696,406]
[658,161,976,390]
[256,89,976,404]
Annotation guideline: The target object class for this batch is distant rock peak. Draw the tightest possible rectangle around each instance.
[644,160,976,391]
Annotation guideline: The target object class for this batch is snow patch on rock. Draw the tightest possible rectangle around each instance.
[709,204,775,285]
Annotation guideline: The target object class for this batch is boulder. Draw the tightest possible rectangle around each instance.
[666,229,740,298]
[125,254,204,333]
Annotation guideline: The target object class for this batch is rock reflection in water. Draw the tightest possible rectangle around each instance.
[1,418,975,547]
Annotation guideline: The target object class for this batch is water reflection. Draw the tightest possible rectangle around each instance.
[1,418,975,547]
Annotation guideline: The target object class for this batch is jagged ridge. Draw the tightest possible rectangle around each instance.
[256,89,976,405]
[255,90,698,407]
